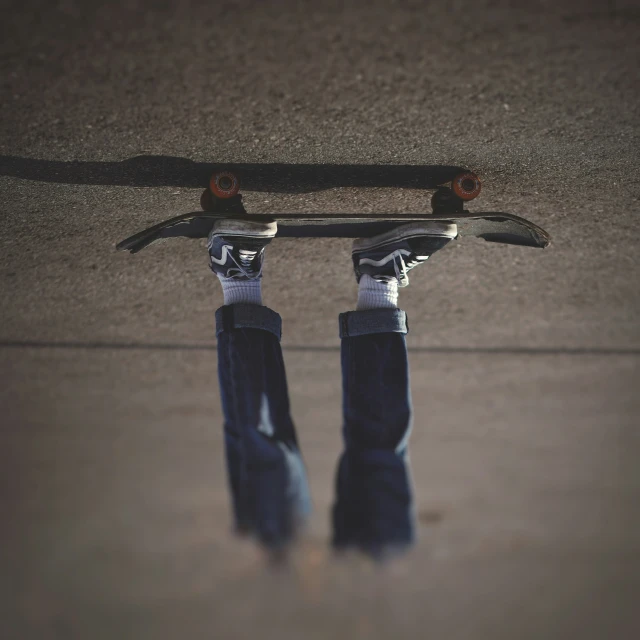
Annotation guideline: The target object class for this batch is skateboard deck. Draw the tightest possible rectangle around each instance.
[115,169,550,253]
[116,211,550,253]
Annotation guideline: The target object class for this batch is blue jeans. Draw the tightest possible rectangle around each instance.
[216,303,413,556]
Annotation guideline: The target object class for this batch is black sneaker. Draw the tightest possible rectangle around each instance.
[207,219,277,279]
[352,222,457,287]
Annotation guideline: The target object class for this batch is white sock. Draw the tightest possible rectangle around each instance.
[356,274,398,310]
[217,276,263,306]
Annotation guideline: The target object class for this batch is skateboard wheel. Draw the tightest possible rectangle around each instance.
[210,171,239,199]
[200,188,214,211]
[452,172,481,200]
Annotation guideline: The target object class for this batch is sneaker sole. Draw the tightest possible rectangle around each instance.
[352,221,458,252]
[211,219,278,238]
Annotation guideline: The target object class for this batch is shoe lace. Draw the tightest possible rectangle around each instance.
[226,248,262,279]
[373,250,428,285]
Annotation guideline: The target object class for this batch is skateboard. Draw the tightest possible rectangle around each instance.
[116,169,550,253]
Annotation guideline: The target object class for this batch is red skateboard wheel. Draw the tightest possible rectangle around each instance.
[452,172,481,200]
[210,171,240,199]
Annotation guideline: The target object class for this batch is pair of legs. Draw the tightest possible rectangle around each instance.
[210,219,456,557]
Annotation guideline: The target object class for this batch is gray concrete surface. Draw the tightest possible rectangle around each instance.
[1,0,639,638]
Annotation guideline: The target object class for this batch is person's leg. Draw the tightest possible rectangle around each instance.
[333,314,413,556]
[209,220,310,548]
[332,222,457,558]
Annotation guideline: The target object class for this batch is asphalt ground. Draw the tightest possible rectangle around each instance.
[1,1,639,638]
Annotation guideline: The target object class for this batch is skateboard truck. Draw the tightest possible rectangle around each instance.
[431,187,464,214]
[200,171,247,214]
[431,172,482,214]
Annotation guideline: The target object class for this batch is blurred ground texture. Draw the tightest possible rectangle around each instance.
[1,1,639,638]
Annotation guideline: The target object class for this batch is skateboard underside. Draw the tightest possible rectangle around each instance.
[116,212,551,254]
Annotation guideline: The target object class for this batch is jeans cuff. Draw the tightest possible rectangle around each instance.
[339,309,408,338]
[215,304,282,340]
